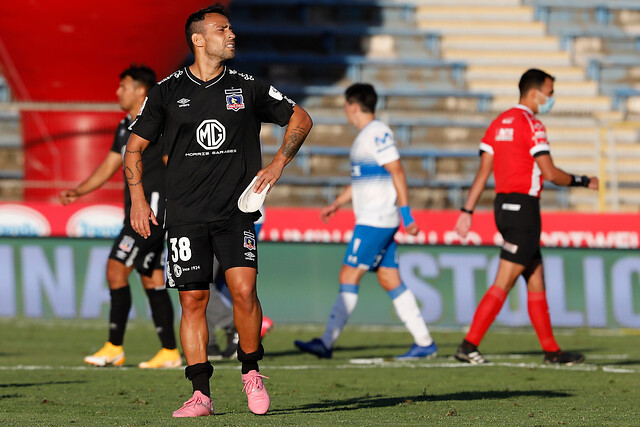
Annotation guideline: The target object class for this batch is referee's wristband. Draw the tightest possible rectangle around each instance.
[460,207,474,215]
[399,206,414,226]
[569,174,590,187]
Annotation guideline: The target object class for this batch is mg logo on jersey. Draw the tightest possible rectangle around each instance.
[196,119,226,150]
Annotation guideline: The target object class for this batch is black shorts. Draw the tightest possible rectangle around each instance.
[494,193,542,267]
[109,222,165,277]
[165,214,258,291]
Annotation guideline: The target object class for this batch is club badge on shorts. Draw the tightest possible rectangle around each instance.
[243,231,256,251]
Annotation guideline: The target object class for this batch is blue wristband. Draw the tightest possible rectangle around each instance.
[399,206,414,227]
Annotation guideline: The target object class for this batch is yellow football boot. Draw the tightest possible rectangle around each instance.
[84,342,125,367]
[138,348,182,369]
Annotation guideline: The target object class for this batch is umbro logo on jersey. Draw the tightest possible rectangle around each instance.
[225,89,245,111]
[177,98,190,108]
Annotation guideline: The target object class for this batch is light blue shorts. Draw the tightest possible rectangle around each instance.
[343,225,399,271]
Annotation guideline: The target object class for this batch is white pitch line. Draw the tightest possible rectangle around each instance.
[2,361,636,373]
[602,366,640,373]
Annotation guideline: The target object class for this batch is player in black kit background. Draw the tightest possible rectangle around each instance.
[124,4,313,418]
[60,65,180,369]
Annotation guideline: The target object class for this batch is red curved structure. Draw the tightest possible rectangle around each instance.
[0,1,228,201]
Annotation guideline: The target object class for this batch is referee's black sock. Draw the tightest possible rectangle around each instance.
[238,344,264,374]
[108,285,132,346]
[145,288,176,350]
[185,362,214,398]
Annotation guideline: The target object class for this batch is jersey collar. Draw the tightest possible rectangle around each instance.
[515,104,534,116]
[184,66,227,88]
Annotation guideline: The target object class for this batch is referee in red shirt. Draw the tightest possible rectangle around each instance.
[454,68,598,365]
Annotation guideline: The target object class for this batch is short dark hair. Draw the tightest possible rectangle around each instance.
[345,83,377,114]
[519,68,555,98]
[185,4,231,53]
[119,65,156,93]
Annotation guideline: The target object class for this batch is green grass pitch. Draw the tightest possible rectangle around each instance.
[1,319,638,426]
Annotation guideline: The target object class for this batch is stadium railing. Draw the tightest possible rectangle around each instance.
[231,0,417,24]
[262,144,478,177]
[230,53,467,87]
[528,0,640,26]
[266,115,489,148]
[230,23,442,57]
[277,85,493,112]
[587,56,640,88]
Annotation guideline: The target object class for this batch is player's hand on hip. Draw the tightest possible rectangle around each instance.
[130,201,157,239]
[255,163,283,194]
[588,176,599,190]
[405,222,419,236]
[59,189,79,205]
[454,213,472,238]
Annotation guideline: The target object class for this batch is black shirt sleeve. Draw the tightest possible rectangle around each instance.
[110,121,123,154]
[252,79,295,127]
[129,84,165,143]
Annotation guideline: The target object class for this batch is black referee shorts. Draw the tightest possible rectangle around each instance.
[165,214,258,291]
[109,222,165,277]
[494,193,542,267]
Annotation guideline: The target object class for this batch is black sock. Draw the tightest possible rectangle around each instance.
[108,285,132,346]
[461,339,477,352]
[145,288,176,349]
[185,362,214,397]
[237,344,264,374]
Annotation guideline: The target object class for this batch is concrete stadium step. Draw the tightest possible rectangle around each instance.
[550,142,598,155]
[417,21,546,36]
[440,35,561,52]
[468,80,599,96]
[415,6,534,22]
[443,50,572,66]
[491,95,612,113]
[466,65,587,82]
[553,158,598,174]
[545,127,601,142]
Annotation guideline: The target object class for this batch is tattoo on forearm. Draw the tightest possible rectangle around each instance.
[282,126,308,158]
[124,152,143,186]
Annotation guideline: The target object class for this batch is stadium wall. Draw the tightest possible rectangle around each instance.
[0,238,638,329]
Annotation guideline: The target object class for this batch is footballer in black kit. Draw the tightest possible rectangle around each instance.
[125,5,312,416]
[109,115,166,274]
[130,66,295,290]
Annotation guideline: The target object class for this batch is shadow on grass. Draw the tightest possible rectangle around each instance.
[268,343,413,358]
[488,348,599,357]
[268,389,573,414]
[0,393,21,399]
[0,380,86,388]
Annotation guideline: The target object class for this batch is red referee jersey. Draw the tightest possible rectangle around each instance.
[480,105,551,198]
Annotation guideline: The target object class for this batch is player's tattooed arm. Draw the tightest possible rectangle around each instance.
[255,106,312,193]
[280,106,313,162]
[123,134,156,238]
[124,149,144,186]
[281,125,308,159]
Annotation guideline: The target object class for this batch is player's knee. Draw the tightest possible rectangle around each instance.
[231,287,258,312]
[106,271,128,289]
[179,290,209,313]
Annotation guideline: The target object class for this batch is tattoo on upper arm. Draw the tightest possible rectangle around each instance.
[282,126,308,158]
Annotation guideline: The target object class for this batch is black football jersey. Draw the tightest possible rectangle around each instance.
[110,115,166,225]
[129,66,295,227]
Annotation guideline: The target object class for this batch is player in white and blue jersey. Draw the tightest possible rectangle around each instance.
[295,83,437,360]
